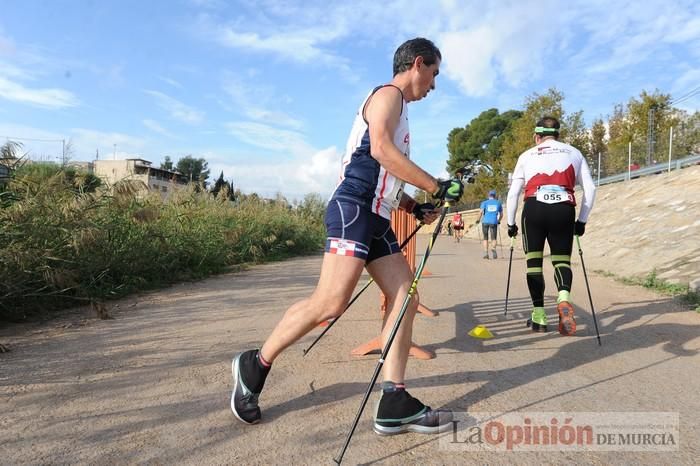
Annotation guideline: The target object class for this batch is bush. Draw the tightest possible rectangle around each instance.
[0,173,325,322]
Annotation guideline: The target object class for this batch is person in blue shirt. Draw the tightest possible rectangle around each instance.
[477,190,503,259]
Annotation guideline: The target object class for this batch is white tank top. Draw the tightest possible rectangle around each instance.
[331,85,410,219]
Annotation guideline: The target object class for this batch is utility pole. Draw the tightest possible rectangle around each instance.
[628,141,632,181]
[668,126,673,173]
[597,152,601,186]
[61,139,66,167]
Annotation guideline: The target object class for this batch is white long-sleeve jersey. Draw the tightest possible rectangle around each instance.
[506,139,596,225]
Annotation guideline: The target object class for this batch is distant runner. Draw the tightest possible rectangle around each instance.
[452,212,464,243]
[476,189,502,259]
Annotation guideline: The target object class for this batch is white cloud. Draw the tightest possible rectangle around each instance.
[0,124,149,162]
[566,1,700,75]
[159,76,184,89]
[70,128,148,160]
[0,33,16,55]
[188,0,225,8]
[194,12,351,68]
[208,145,342,200]
[0,60,29,80]
[0,123,66,161]
[672,69,700,95]
[222,75,304,129]
[0,76,78,108]
[225,121,313,155]
[440,29,497,97]
[297,146,342,194]
[435,3,557,96]
[144,90,204,124]
[664,16,700,43]
[245,108,304,130]
[143,119,176,138]
[0,123,65,141]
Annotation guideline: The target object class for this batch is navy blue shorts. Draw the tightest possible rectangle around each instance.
[324,200,400,263]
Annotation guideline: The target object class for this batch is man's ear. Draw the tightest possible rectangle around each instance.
[413,55,425,69]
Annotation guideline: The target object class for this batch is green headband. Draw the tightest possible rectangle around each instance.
[535,126,559,134]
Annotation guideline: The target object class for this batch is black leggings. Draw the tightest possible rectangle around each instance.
[521,198,575,307]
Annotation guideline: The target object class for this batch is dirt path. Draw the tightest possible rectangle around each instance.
[1,235,698,465]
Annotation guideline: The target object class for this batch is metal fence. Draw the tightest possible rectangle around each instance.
[595,153,700,187]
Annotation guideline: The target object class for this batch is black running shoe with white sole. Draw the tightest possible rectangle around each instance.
[231,349,269,424]
[373,382,453,435]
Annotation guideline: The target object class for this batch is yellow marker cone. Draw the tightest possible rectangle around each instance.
[468,325,494,339]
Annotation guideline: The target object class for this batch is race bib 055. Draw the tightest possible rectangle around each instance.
[535,185,573,204]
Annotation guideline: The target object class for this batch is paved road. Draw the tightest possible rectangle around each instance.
[1,235,698,465]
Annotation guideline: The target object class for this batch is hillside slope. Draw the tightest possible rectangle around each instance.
[579,164,699,286]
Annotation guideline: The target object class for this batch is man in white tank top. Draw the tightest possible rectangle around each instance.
[231,38,464,436]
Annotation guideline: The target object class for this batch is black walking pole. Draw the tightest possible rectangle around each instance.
[575,235,602,346]
[503,237,515,316]
[333,203,451,465]
[302,222,424,356]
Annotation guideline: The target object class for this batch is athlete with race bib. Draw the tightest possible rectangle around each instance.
[477,190,503,259]
[230,38,464,436]
[505,116,596,335]
[452,212,464,243]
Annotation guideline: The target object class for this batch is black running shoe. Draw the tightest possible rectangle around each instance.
[373,382,453,435]
[231,349,269,424]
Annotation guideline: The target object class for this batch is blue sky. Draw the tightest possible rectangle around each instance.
[1,0,699,199]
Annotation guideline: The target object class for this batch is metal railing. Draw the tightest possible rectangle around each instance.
[596,153,700,186]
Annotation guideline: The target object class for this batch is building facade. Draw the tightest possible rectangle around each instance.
[93,159,188,194]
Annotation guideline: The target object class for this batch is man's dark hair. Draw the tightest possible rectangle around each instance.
[393,38,441,76]
[535,116,560,139]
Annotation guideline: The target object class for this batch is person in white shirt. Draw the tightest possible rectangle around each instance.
[505,116,596,335]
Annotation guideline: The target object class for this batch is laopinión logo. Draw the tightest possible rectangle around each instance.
[439,412,679,452]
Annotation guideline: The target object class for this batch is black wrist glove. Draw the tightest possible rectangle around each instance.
[433,178,464,202]
[574,220,586,237]
[507,224,519,238]
[412,202,436,221]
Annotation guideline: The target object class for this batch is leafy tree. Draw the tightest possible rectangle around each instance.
[62,138,75,166]
[160,156,173,170]
[605,90,673,173]
[295,193,326,225]
[670,110,700,157]
[412,188,432,205]
[176,155,210,187]
[1,141,26,190]
[446,108,522,173]
[500,88,566,171]
[563,110,592,168]
[626,90,673,165]
[606,103,633,174]
[589,118,607,177]
[210,170,235,201]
